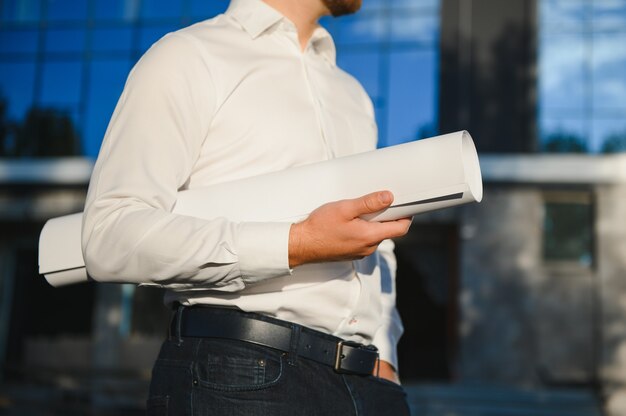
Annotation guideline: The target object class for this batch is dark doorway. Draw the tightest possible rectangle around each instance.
[1,220,95,378]
[395,223,459,381]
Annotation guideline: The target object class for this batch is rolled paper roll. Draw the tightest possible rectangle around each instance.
[39,130,482,287]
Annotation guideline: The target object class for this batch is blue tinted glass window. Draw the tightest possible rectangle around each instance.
[39,60,83,107]
[539,117,589,152]
[593,1,626,31]
[84,59,130,156]
[0,29,39,54]
[94,0,140,21]
[331,0,440,147]
[540,0,586,31]
[92,27,134,54]
[141,0,183,20]
[1,0,41,23]
[539,33,585,113]
[391,0,439,10]
[189,0,229,20]
[386,50,437,146]
[360,0,387,11]
[539,0,626,152]
[337,51,381,98]
[595,119,626,153]
[0,62,36,120]
[45,0,88,22]
[593,33,626,112]
[45,28,86,54]
[334,14,386,45]
[139,24,179,52]
[390,14,438,43]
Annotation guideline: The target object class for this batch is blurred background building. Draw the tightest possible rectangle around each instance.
[0,0,625,414]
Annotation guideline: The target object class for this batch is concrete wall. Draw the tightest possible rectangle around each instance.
[457,185,597,386]
[597,184,626,414]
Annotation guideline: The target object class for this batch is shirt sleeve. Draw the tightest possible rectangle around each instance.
[81,32,292,290]
[371,239,404,371]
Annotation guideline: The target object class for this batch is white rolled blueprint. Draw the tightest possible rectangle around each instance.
[39,130,482,287]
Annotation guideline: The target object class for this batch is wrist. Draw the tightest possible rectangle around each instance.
[288,222,305,268]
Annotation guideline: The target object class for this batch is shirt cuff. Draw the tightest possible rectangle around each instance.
[372,318,403,371]
[236,222,292,284]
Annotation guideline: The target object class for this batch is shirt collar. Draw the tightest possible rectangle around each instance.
[226,0,284,39]
[226,0,337,66]
[310,26,337,66]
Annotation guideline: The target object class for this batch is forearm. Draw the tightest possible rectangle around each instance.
[82,200,292,288]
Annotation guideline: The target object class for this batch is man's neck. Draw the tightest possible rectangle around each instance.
[262,0,328,50]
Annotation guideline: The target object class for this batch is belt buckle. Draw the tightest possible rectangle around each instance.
[334,340,367,373]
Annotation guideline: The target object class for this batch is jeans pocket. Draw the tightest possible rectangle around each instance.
[194,339,284,392]
[146,395,169,416]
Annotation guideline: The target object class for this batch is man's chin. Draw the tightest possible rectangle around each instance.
[322,0,362,17]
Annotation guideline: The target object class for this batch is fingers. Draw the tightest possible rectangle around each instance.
[349,191,394,217]
[288,191,411,268]
[367,217,412,242]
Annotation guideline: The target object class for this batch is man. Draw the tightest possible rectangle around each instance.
[82,0,412,414]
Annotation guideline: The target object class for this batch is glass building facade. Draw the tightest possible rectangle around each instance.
[0,0,440,157]
[2,0,626,156]
[539,0,626,153]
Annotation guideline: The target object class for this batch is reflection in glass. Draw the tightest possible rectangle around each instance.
[139,25,179,53]
[189,0,229,20]
[390,14,438,43]
[1,0,441,157]
[94,0,140,21]
[0,62,36,120]
[360,0,387,11]
[12,106,81,156]
[334,13,386,45]
[92,27,134,53]
[592,33,626,112]
[540,0,586,30]
[593,119,626,153]
[45,29,86,54]
[539,117,587,152]
[1,0,41,23]
[539,0,626,152]
[387,50,437,146]
[140,0,183,20]
[40,60,83,107]
[593,1,626,31]
[338,51,380,98]
[539,34,585,112]
[391,0,439,10]
[0,29,39,54]
[84,59,130,156]
[45,0,88,22]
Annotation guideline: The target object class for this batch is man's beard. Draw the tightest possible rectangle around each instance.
[322,0,362,17]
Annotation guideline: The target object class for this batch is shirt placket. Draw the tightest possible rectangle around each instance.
[300,54,335,160]
[280,24,366,339]
[279,23,335,160]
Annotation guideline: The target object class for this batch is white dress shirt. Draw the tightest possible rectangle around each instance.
[82,0,403,367]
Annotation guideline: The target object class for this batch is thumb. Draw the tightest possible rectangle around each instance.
[351,191,394,216]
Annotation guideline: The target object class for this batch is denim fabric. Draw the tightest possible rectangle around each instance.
[147,337,410,415]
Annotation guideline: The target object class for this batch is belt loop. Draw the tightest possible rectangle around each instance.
[287,323,301,367]
[174,304,186,346]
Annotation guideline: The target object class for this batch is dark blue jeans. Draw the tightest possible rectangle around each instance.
[147,335,410,415]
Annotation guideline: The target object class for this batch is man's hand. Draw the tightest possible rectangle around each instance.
[374,359,401,385]
[288,191,411,268]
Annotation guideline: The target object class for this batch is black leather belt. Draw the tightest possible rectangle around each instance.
[172,306,379,376]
